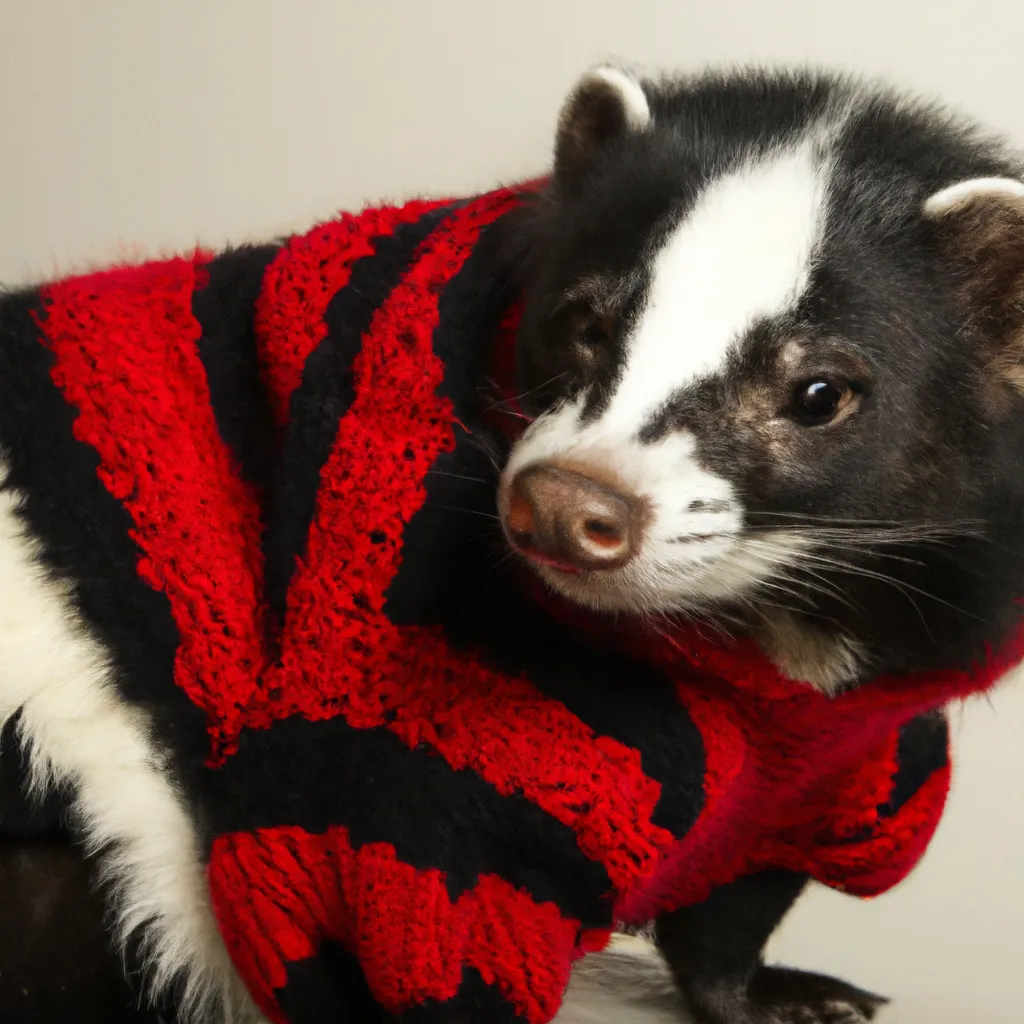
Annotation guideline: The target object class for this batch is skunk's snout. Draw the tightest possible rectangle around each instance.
[502,463,643,573]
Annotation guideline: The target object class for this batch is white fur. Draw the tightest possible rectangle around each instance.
[0,464,265,1024]
[602,144,825,436]
[505,145,825,613]
[555,934,690,1024]
[585,66,651,131]
[924,175,1024,215]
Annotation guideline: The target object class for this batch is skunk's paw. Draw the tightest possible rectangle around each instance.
[687,966,888,1024]
[752,967,888,1024]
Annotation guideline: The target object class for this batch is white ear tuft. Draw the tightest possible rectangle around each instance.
[924,174,1024,393]
[584,66,651,131]
[924,176,1024,217]
[554,65,651,191]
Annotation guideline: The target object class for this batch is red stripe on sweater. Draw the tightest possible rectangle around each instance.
[807,764,952,896]
[254,200,451,426]
[209,827,580,1023]
[250,191,674,891]
[38,257,266,758]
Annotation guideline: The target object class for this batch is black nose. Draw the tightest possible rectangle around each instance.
[503,464,641,572]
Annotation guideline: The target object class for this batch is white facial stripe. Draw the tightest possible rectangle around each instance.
[602,145,827,436]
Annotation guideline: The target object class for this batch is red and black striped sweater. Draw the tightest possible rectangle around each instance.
[1,185,1020,1023]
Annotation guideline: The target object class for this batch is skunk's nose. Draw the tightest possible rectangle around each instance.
[503,464,641,572]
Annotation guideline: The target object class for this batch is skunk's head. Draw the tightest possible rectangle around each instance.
[499,66,1024,690]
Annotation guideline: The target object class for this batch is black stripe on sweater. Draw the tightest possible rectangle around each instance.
[276,953,521,1024]
[878,710,949,819]
[275,940,386,1024]
[263,206,456,626]
[209,712,611,926]
[192,244,281,497]
[389,967,523,1024]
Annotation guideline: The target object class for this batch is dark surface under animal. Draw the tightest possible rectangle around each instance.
[0,179,1018,1024]
[0,742,159,1024]
[0,840,155,1024]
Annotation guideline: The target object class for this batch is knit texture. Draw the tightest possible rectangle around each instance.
[2,184,1021,1023]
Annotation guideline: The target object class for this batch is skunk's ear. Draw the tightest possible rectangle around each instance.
[554,66,651,192]
[925,177,1024,391]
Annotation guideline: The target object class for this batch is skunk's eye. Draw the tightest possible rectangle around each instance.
[580,320,611,349]
[570,309,615,366]
[791,378,858,425]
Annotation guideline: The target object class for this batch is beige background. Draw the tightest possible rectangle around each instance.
[2,2,1022,1021]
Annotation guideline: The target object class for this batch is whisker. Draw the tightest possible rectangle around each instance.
[724,573,816,619]
[426,469,492,485]
[741,593,819,621]
[461,434,504,473]
[481,371,569,412]
[424,502,502,522]
[748,524,981,546]
[755,542,982,625]
[741,539,949,640]
[748,511,986,530]
[769,568,858,610]
[755,571,855,614]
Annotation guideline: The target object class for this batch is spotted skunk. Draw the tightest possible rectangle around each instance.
[1,65,1023,1024]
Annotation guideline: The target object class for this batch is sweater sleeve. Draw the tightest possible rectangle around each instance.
[804,711,952,898]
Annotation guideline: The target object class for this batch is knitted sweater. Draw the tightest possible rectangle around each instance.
[1,184,1020,1024]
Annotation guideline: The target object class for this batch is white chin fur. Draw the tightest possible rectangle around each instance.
[0,465,265,1024]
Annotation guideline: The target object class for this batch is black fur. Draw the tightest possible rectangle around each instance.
[193,244,282,497]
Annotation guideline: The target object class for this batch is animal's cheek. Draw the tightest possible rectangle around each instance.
[691,424,776,490]
[694,417,847,504]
